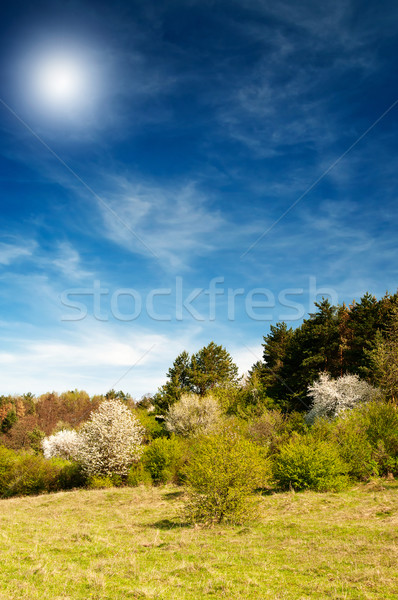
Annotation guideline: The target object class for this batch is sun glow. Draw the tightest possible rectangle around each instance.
[36,58,83,104]
[16,40,100,121]
[33,55,85,110]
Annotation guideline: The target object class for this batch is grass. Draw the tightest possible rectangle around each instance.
[0,481,398,599]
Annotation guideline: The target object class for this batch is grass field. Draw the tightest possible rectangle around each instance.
[0,482,397,600]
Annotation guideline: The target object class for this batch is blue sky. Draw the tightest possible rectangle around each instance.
[0,0,397,397]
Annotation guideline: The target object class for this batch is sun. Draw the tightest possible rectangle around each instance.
[16,39,102,122]
[35,56,84,107]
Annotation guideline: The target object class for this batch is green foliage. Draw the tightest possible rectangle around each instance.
[355,401,398,475]
[1,410,17,433]
[0,447,83,498]
[190,342,239,396]
[127,462,153,486]
[184,426,269,524]
[312,416,375,480]
[27,427,46,454]
[56,460,86,489]
[367,308,398,401]
[154,351,192,411]
[104,389,132,401]
[308,400,398,480]
[213,380,274,418]
[247,409,307,454]
[142,436,187,484]
[87,475,114,489]
[134,408,166,440]
[272,435,350,492]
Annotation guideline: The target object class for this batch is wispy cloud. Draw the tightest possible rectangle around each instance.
[208,2,380,158]
[99,176,261,268]
[0,316,203,396]
[0,240,35,265]
[51,242,93,280]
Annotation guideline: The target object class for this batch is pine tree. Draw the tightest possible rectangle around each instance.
[154,343,238,411]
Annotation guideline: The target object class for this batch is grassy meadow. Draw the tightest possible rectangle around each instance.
[0,482,398,600]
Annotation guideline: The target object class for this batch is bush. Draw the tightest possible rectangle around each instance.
[355,401,398,475]
[247,410,307,454]
[134,409,166,440]
[0,446,83,498]
[57,460,86,489]
[142,436,187,484]
[307,373,380,423]
[86,475,114,489]
[127,462,153,487]
[310,416,373,480]
[86,475,113,490]
[42,429,81,460]
[76,400,144,478]
[165,393,221,437]
[183,427,269,525]
[272,435,350,492]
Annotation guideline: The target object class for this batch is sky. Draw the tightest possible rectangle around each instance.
[0,0,398,398]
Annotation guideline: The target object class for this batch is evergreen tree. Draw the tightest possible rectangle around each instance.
[345,293,381,375]
[367,307,398,401]
[277,300,341,411]
[154,343,238,411]
[261,322,294,408]
[190,342,239,396]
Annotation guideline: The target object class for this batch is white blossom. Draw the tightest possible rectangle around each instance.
[42,429,81,460]
[165,393,221,437]
[76,399,144,477]
[307,372,380,423]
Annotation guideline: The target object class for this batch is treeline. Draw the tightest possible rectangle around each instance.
[255,291,398,411]
[0,389,134,452]
[149,291,398,416]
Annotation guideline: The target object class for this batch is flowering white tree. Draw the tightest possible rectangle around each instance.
[42,429,81,460]
[307,373,380,423]
[165,393,221,437]
[76,400,144,477]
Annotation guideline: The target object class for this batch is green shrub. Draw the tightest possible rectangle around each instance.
[127,462,153,487]
[1,410,17,433]
[183,427,269,525]
[356,401,398,475]
[0,446,86,497]
[142,436,187,484]
[134,409,166,440]
[331,418,375,480]
[0,447,78,497]
[86,475,114,489]
[214,385,275,418]
[27,427,46,454]
[0,447,17,495]
[56,460,86,489]
[247,410,307,454]
[272,435,350,492]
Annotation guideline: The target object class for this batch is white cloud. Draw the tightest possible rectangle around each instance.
[0,317,203,397]
[0,241,35,265]
[51,242,93,280]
